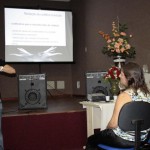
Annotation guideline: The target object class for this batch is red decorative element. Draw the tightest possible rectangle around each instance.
[104,66,121,80]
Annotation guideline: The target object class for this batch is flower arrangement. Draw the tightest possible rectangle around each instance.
[104,66,121,81]
[99,21,136,58]
[104,66,121,95]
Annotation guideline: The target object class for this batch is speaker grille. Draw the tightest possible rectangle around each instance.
[86,72,113,101]
[18,74,47,110]
[25,89,41,105]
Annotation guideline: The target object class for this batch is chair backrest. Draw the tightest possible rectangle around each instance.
[118,101,150,132]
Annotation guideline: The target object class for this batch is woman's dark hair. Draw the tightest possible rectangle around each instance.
[122,62,150,95]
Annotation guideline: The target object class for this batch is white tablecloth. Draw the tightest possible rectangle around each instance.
[97,102,115,130]
[80,101,115,137]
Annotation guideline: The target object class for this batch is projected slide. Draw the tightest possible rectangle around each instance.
[4,8,73,62]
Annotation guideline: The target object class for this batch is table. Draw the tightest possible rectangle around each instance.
[80,101,115,137]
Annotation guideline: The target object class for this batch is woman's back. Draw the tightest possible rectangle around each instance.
[113,88,150,142]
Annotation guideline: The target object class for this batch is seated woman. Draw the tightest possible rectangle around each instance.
[86,62,150,150]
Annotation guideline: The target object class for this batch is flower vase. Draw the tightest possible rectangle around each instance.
[109,79,120,96]
[113,55,126,68]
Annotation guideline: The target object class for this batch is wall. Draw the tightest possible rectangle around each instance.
[84,0,150,71]
[74,0,150,95]
[71,0,87,95]
[0,0,77,98]
[1,0,150,98]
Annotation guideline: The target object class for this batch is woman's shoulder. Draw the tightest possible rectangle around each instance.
[116,91,132,105]
[119,92,131,99]
[124,88,134,96]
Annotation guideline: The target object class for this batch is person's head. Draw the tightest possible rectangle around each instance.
[119,62,149,94]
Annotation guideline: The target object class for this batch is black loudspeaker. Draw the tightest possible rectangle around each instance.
[18,74,47,110]
[86,72,113,101]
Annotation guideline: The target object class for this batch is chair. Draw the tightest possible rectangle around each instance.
[97,101,150,150]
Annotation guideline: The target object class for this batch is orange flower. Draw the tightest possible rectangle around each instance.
[120,47,125,52]
[120,32,126,36]
[125,44,131,49]
[99,21,136,58]
[107,39,112,43]
[99,31,110,40]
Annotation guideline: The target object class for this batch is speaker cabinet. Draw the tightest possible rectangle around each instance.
[18,74,47,110]
[86,72,113,101]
